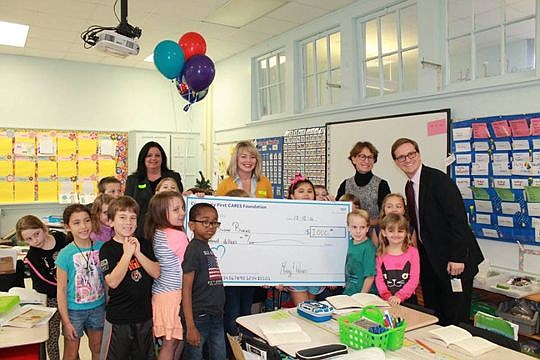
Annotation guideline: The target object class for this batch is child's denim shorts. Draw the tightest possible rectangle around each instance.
[65,303,105,338]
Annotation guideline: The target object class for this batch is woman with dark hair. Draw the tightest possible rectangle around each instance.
[125,141,183,234]
[336,141,390,226]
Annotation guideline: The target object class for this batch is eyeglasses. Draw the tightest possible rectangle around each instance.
[356,154,375,162]
[191,220,221,228]
[395,151,418,163]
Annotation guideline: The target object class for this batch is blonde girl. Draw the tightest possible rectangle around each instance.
[56,204,105,360]
[90,194,114,242]
[156,177,180,193]
[285,173,325,304]
[144,191,189,360]
[373,193,418,247]
[375,213,420,306]
[17,215,67,360]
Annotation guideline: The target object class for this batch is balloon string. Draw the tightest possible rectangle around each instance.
[183,104,191,112]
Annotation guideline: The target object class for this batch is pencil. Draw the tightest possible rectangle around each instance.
[415,339,436,354]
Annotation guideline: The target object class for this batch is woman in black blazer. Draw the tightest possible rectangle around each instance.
[125,141,183,236]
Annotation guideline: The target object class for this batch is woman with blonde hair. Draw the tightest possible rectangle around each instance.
[215,141,273,198]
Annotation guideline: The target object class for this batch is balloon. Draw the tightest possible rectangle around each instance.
[174,77,208,111]
[182,55,215,92]
[178,32,206,61]
[153,40,185,79]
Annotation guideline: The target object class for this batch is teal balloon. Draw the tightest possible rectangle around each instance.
[153,40,185,79]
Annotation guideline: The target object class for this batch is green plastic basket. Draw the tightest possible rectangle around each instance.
[338,306,406,351]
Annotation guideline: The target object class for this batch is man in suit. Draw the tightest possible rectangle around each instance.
[391,138,484,325]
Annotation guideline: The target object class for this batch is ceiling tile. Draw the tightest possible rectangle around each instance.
[267,2,328,24]
[243,16,299,36]
[292,0,357,11]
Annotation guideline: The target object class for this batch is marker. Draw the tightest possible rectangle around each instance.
[415,339,436,354]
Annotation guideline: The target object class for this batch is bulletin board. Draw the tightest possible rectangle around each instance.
[326,110,450,197]
[0,129,128,204]
[256,136,284,198]
[450,112,540,246]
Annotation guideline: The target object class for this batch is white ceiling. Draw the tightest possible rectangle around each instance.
[0,0,357,69]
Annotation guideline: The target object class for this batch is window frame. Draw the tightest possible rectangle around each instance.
[359,2,419,98]
[254,48,286,119]
[445,0,536,84]
[299,28,341,110]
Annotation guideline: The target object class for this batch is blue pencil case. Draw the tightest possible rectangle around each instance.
[297,301,334,322]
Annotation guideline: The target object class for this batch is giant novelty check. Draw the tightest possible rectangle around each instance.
[185,196,350,286]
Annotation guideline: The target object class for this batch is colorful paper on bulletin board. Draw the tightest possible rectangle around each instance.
[78,133,98,157]
[509,119,530,137]
[0,181,14,202]
[78,160,97,178]
[58,159,77,178]
[37,160,57,178]
[471,186,490,200]
[78,180,97,204]
[491,120,511,138]
[472,123,490,139]
[0,160,13,177]
[494,188,515,202]
[37,131,56,155]
[57,133,77,157]
[14,159,35,178]
[99,138,116,157]
[524,186,540,202]
[59,181,77,204]
[14,131,35,157]
[14,181,35,202]
[0,133,13,157]
[98,159,116,177]
[37,180,58,202]
[530,118,540,136]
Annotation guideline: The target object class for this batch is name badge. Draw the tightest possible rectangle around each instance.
[450,278,463,293]
[138,184,147,189]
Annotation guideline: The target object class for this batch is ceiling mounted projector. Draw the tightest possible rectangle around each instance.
[81,0,142,58]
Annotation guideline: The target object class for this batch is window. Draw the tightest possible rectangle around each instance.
[361,4,418,98]
[301,30,341,109]
[255,50,285,118]
[447,0,535,83]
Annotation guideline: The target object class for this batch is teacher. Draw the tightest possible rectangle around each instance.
[125,141,183,234]
[215,141,273,199]
[336,141,390,224]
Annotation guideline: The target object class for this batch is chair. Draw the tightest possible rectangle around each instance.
[458,322,521,352]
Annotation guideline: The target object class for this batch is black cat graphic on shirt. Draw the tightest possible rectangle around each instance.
[381,261,411,295]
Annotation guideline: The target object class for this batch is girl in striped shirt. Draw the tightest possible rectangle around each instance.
[145,191,189,360]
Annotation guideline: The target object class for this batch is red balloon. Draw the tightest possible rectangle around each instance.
[178,32,206,60]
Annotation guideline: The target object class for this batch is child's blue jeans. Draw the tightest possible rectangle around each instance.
[183,313,226,360]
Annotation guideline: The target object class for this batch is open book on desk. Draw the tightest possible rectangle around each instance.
[427,325,498,356]
[258,321,311,346]
[326,293,388,309]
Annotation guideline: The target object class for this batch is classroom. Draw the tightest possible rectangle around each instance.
[1,0,540,359]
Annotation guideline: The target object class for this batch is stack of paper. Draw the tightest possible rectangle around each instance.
[259,321,310,346]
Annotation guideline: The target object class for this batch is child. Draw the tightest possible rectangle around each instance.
[90,194,114,243]
[314,185,334,201]
[339,193,361,210]
[17,215,67,360]
[374,193,418,247]
[98,176,123,198]
[145,191,189,360]
[286,173,324,305]
[182,203,226,360]
[156,177,180,193]
[99,196,160,360]
[56,205,105,360]
[375,213,420,306]
[344,209,376,296]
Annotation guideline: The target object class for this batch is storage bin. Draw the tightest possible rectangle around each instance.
[338,306,406,351]
[496,300,539,336]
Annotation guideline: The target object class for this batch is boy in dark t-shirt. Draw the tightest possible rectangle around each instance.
[182,203,226,360]
[99,196,160,360]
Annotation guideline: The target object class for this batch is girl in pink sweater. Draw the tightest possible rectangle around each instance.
[375,213,420,306]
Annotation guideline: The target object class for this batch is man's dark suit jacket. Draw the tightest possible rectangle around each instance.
[417,165,484,281]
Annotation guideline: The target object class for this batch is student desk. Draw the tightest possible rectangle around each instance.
[236,305,438,357]
[0,325,48,359]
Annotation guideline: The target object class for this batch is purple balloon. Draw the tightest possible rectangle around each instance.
[183,55,215,92]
